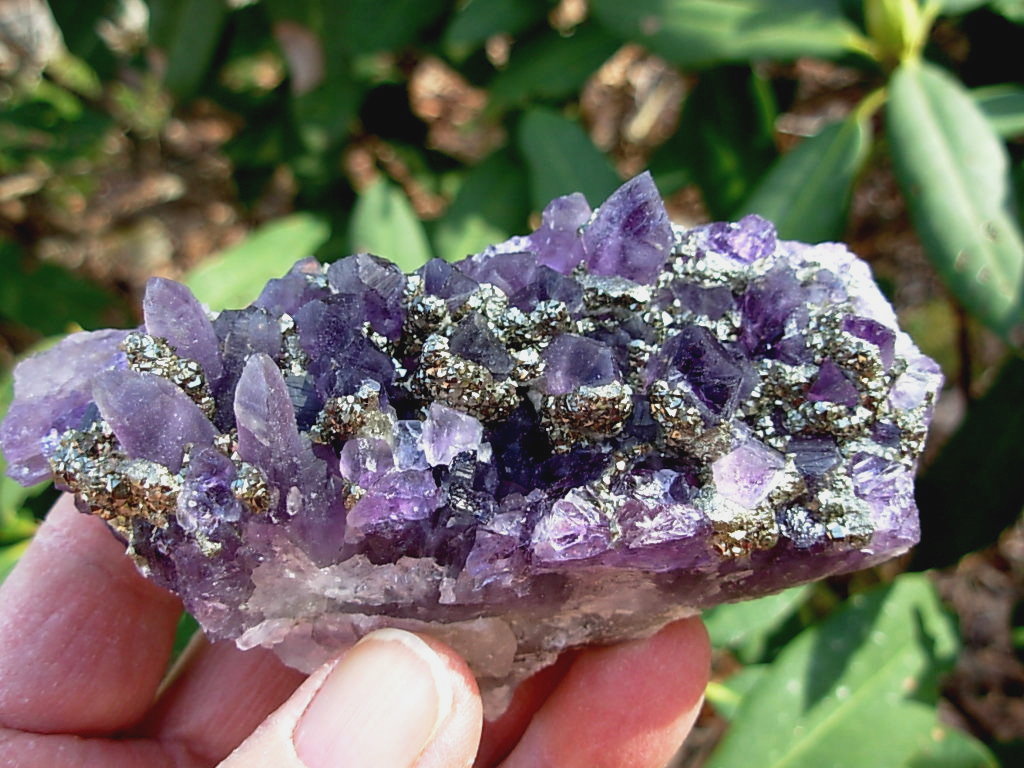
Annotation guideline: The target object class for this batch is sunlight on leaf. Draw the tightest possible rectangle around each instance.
[706,574,959,768]
[185,214,330,311]
[739,112,872,242]
[889,61,1024,344]
[590,0,869,68]
[349,179,433,271]
[518,108,620,212]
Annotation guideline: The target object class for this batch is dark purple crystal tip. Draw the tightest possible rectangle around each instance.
[0,171,942,713]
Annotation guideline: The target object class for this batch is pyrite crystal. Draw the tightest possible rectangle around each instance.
[0,173,941,712]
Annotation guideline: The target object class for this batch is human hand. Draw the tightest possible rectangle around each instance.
[0,494,710,767]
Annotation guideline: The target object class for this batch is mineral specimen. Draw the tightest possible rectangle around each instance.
[0,172,941,713]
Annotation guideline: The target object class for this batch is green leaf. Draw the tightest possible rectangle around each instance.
[738,113,871,242]
[349,180,433,271]
[897,296,959,375]
[991,0,1024,23]
[291,66,360,157]
[148,0,230,99]
[0,482,40,538]
[589,0,868,69]
[651,66,777,218]
[518,108,621,212]
[49,0,114,64]
[2,363,14,419]
[47,52,102,99]
[706,574,959,768]
[433,151,530,261]
[185,214,330,310]
[907,726,999,768]
[444,0,548,56]
[171,613,201,664]
[1015,157,1024,226]
[0,465,42,546]
[109,76,173,138]
[934,0,989,13]
[705,586,812,650]
[972,84,1024,138]
[707,664,769,720]
[30,79,84,121]
[0,465,41,546]
[913,355,1024,568]
[0,92,111,173]
[0,337,58,545]
[323,0,448,55]
[888,61,1024,343]
[488,25,621,110]
[262,3,363,156]
[0,241,125,335]
[0,539,31,584]
[0,336,57,571]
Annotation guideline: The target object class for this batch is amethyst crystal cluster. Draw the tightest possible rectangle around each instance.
[0,173,940,710]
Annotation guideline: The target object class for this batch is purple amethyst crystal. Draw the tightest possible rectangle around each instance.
[0,173,942,714]
[421,403,485,466]
[701,213,777,264]
[582,172,672,282]
[807,359,861,408]
[531,192,591,274]
[0,329,128,485]
[144,277,223,381]
[93,369,217,471]
[540,334,618,395]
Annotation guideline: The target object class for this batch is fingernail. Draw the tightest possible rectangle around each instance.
[294,629,452,768]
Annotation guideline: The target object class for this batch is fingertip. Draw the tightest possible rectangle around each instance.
[411,633,484,768]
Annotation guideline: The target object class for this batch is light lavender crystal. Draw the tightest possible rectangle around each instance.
[0,172,942,713]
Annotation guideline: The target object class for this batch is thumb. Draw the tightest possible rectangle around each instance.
[219,629,483,768]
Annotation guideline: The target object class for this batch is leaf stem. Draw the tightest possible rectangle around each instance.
[854,87,889,122]
[705,680,742,711]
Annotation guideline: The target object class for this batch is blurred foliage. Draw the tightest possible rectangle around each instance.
[2,0,1024,763]
[348,178,435,270]
[706,575,992,768]
[914,356,1024,569]
[889,62,1024,342]
[185,213,330,309]
[737,105,874,243]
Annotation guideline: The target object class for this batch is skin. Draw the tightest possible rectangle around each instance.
[0,494,710,767]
